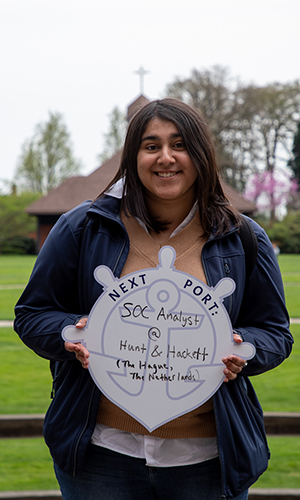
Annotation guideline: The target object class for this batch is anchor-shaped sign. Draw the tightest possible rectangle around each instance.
[62,246,255,432]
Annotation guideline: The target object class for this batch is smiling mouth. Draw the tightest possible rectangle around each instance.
[155,172,179,178]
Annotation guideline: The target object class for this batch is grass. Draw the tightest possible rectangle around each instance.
[278,253,300,273]
[1,253,300,319]
[251,324,300,412]
[0,254,299,491]
[278,254,300,318]
[0,255,36,320]
[0,327,52,414]
[252,436,300,489]
[1,323,299,416]
[0,438,57,491]
[0,289,24,320]
[0,436,298,491]
[0,255,36,285]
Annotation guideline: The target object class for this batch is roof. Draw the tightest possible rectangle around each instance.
[26,151,255,216]
[26,150,122,215]
[127,94,149,122]
[221,181,255,214]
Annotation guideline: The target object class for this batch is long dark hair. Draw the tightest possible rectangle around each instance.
[99,98,241,236]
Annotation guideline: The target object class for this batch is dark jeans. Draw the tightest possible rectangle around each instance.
[54,444,248,500]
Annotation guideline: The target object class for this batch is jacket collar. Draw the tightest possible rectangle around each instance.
[87,194,122,221]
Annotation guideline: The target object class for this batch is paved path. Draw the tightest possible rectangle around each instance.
[0,321,14,327]
[2,319,300,328]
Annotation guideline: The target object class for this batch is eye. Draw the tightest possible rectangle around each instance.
[174,140,185,149]
[145,144,158,151]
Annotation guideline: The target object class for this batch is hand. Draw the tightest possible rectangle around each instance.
[64,317,90,369]
[222,333,247,382]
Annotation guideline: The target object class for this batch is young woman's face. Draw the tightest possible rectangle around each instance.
[137,118,198,206]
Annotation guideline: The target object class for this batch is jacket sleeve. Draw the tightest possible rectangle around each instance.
[14,205,89,362]
[235,222,293,376]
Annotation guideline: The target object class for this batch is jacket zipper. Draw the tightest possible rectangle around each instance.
[72,385,96,476]
[202,241,228,499]
[223,261,233,316]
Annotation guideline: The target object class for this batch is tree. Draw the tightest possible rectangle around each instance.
[165,67,300,220]
[267,210,300,253]
[238,82,300,220]
[289,122,300,186]
[245,170,298,219]
[98,106,127,163]
[0,191,41,253]
[165,66,251,191]
[15,112,81,194]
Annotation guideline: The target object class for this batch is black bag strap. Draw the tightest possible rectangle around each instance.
[238,217,258,281]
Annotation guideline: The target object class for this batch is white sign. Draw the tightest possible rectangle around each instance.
[63,246,255,432]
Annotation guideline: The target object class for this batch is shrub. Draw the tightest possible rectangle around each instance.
[1,236,36,255]
[266,211,300,253]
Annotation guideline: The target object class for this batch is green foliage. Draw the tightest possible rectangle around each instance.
[165,66,300,206]
[0,192,40,253]
[267,211,300,253]
[1,236,36,254]
[290,122,300,185]
[15,111,81,194]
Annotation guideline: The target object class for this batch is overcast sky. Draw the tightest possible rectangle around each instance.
[1,0,299,190]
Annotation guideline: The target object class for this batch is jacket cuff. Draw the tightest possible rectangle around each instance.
[233,327,255,347]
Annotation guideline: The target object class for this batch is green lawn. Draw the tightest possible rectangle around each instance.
[0,436,299,491]
[0,255,36,320]
[1,323,299,416]
[0,288,24,320]
[251,324,300,412]
[0,438,57,491]
[0,327,52,414]
[252,436,300,489]
[0,255,36,284]
[278,253,300,273]
[278,254,300,318]
[0,254,299,491]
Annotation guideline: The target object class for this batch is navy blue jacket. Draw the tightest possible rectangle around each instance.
[14,195,293,499]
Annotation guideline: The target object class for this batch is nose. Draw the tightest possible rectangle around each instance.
[157,146,175,166]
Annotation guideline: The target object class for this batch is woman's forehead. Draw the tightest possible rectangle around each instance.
[141,117,180,137]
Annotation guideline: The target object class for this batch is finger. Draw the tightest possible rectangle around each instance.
[74,344,90,360]
[223,367,237,382]
[223,356,248,382]
[65,341,80,353]
[223,355,246,369]
[76,317,88,329]
[64,342,90,368]
[76,352,90,369]
[233,333,243,344]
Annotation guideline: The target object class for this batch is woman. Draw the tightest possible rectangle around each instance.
[14,98,293,500]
